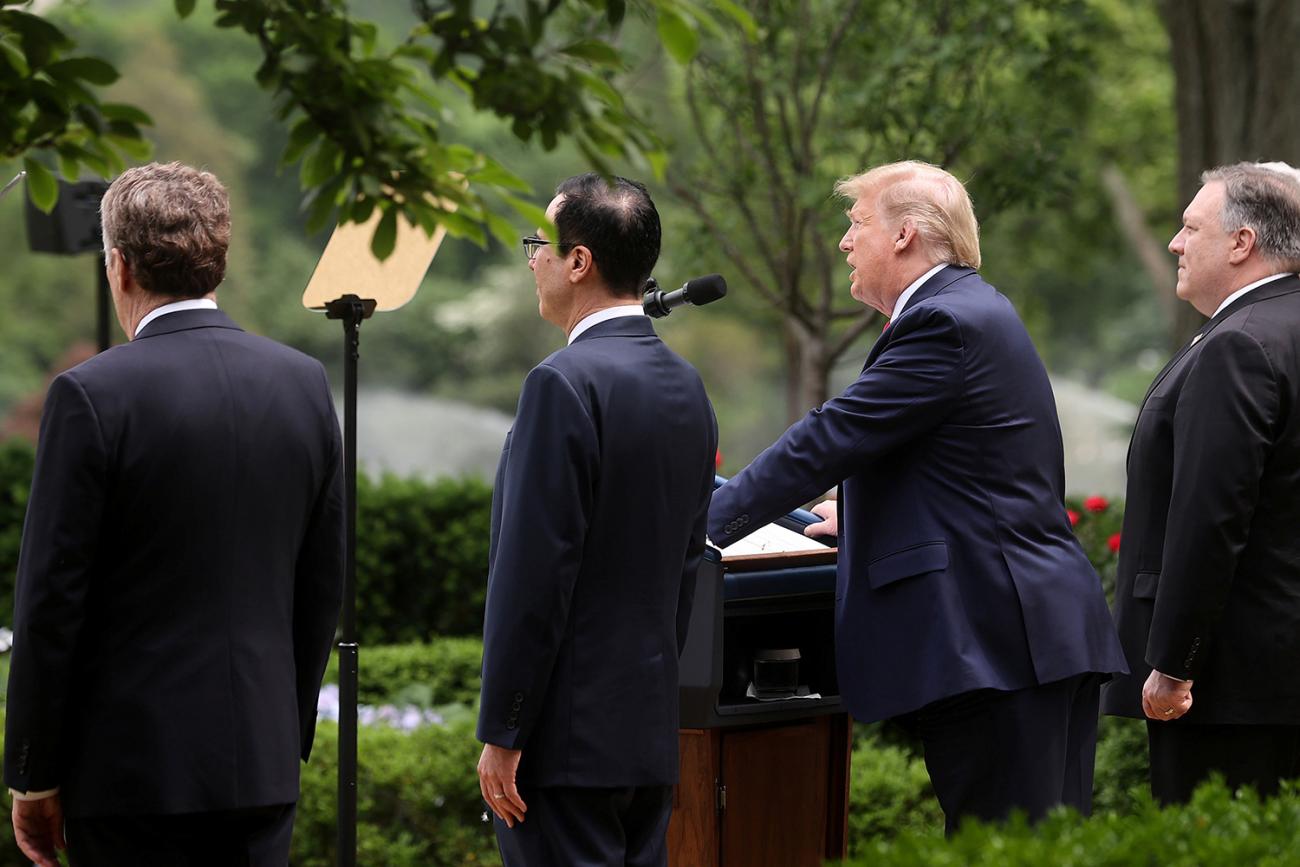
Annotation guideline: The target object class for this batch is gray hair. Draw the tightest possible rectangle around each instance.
[1201,161,1300,271]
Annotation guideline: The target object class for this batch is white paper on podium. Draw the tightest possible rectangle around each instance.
[301,207,448,312]
[710,522,830,558]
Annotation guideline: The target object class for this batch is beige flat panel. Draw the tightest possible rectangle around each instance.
[302,209,447,312]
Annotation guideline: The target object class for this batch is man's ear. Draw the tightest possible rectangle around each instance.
[106,248,130,295]
[567,244,595,283]
[1228,226,1257,264]
[894,218,918,253]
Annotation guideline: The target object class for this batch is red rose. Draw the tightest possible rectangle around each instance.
[1108,533,1122,554]
[1067,509,1080,527]
[1084,495,1109,513]
[715,448,723,470]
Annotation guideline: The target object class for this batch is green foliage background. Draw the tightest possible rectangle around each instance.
[0,0,1180,472]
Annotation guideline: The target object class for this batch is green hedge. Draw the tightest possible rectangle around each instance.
[842,781,1300,866]
[0,439,494,643]
[294,716,500,867]
[0,437,1127,644]
[322,638,482,707]
[354,472,492,642]
[0,441,33,627]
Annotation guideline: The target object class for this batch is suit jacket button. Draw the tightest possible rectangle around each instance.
[513,692,524,702]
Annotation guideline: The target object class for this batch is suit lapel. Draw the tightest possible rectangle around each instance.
[1137,275,1300,410]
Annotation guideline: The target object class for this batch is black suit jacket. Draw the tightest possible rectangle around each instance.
[476,316,717,787]
[1104,275,1300,724]
[3,309,344,816]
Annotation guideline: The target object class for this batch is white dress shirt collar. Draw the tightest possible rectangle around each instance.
[1211,273,1294,319]
[890,263,950,322]
[567,304,646,344]
[135,298,219,338]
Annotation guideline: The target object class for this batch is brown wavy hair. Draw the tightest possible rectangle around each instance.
[100,162,230,299]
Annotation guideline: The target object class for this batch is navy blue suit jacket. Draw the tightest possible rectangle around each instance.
[4,309,344,816]
[709,267,1126,722]
[477,316,717,787]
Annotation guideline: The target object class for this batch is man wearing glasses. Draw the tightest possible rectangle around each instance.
[476,173,718,866]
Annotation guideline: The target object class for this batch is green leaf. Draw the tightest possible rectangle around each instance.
[656,8,699,65]
[573,70,621,107]
[45,56,120,86]
[434,208,487,247]
[500,193,552,236]
[174,0,197,18]
[715,0,758,36]
[645,148,668,183]
[370,207,398,260]
[560,40,623,66]
[281,117,321,166]
[99,102,153,125]
[107,133,152,161]
[484,210,519,249]
[22,158,58,212]
[0,36,30,77]
[300,139,341,188]
[303,174,348,233]
[472,158,532,193]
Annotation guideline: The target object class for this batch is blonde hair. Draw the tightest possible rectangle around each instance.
[834,160,981,269]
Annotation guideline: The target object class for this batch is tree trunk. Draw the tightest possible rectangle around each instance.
[1161,0,1300,343]
[783,318,831,424]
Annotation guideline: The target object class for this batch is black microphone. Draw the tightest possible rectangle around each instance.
[642,274,727,318]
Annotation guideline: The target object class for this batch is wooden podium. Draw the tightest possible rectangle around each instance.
[668,528,851,866]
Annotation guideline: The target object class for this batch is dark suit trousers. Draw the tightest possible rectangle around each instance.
[898,673,1101,835]
[494,785,673,867]
[1147,721,1300,805]
[65,803,296,867]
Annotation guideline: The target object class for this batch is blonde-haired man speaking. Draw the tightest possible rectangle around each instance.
[709,161,1126,833]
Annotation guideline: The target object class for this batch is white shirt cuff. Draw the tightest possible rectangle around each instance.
[9,787,58,801]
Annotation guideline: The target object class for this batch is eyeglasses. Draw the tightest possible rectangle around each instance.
[521,235,569,261]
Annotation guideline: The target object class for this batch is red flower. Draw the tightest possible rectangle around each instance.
[1084,495,1109,513]
[1067,509,1080,528]
[1108,533,1122,554]
[715,448,723,470]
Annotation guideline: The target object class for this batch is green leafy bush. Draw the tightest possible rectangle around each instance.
[0,440,34,626]
[0,443,493,642]
[355,473,492,643]
[294,716,500,867]
[1092,714,1149,815]
[322,638,483,707]
[841,780,1300,866]
[847,728,944,851]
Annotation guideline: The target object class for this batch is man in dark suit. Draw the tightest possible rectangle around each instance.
[709,160,1127,833]
[1103,161,1300,804]
[4,162,344,866]
[476,173,717,866]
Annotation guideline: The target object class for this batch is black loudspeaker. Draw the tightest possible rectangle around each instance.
[25,179,109,255]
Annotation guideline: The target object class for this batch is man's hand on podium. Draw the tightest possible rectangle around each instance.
[478,743,528,828]
[804,500,838,538]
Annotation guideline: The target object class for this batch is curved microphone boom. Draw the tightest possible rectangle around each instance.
[642,274,727,318]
